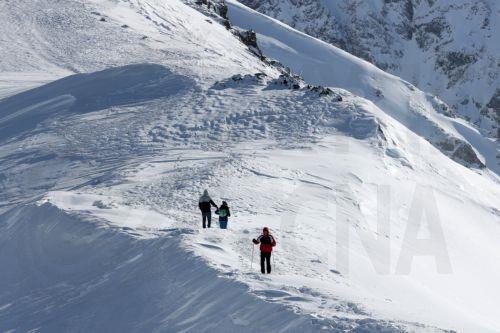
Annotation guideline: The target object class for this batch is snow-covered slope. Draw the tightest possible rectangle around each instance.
[1,0,499,332]
[0,203,331,333]
[0,0,275,83]
[237,0,500,139]
[226,0,499,175]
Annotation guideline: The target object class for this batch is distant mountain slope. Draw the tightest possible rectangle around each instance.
[237,0,500,139]
[226,0,499,175]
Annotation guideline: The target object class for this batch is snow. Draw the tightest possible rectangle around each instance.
[242,0,500,139]
[0,0,499,332]
[0,203,331,333]
[0,72,69,100]
[226,0,499,175]
[0,64,193,142]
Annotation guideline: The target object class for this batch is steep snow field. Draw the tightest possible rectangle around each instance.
[226,0,499,175]
[1,0,499,332]
[237,0,500,139]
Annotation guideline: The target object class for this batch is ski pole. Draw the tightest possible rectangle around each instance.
[272,251,276,272]
[251,244,255,270]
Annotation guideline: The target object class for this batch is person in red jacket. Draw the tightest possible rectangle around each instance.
[252,227,276,274]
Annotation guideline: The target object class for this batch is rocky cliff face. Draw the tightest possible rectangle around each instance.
[238,0,499,139]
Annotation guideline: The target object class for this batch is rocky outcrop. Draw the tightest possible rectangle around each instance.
[234,28,263,57]
[484,89,500,138]
[436,51,478,87]
[212,72,343,100]
[437,137,485,168]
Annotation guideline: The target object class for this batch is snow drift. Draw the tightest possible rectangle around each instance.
[0,64,193,142]
[0,203,329,333]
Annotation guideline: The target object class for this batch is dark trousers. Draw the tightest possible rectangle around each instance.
[260,252,272,274]
[202,212,211,228]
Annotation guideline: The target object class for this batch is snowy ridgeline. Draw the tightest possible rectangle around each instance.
[0,0,499,332]
[225,0,498,173]
[0,203,336,332]
[237,0,500,139]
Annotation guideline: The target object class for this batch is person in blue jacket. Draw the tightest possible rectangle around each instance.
[215,201,231,229]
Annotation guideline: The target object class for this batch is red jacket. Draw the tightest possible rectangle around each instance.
[254,234,276,253]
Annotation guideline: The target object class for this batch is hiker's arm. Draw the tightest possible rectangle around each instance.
[227,209,231,217]
[252,236,260,244]
[210,200,217,208]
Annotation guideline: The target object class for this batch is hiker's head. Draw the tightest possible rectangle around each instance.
[263,227,269,235]
[203,189,209,196]
[222,201,228,206]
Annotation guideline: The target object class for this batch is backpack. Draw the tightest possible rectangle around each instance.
[218,207,228,217]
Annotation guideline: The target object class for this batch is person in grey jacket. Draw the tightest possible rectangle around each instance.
[198,189,217,228]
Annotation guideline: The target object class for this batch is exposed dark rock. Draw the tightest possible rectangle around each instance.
[436,51,478,87]
[310,86,335,97]
[211,73,268,89]
[190,0,230,27]
[422,17,447,37]
[415,17,450,50]
[484,89,500,138]
[269,74,304,90]
[437,140,455,152]
[486,89,500,112]
[234,29,263,57]
[213,71,342,101]
[452,143,485,168]
[428,95,456,118]
[437,138,485,168]
[436,51,478,73]
[237,29,258,49]
[218,2,228,19]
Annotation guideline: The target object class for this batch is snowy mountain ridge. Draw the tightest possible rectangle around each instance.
[237,0,500,139]
[225,0,498,174]
[0,0,499,332]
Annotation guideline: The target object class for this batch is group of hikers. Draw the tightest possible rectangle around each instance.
[198,189,230,229]
[198,189,277,274]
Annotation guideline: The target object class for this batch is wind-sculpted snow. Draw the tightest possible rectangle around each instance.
[0,63,385,215]
[149,74,381,144]
[0,64,193,142]
[1,0,499,332]
[0,203,339,333]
